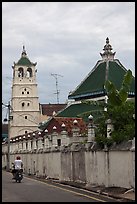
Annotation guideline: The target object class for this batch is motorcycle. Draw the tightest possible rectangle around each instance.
[14,169,23,183]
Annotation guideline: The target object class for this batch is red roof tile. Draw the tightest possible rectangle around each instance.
[43,117,87,136]
[41,104,67,116]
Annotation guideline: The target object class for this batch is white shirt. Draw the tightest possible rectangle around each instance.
[14,159,23,170]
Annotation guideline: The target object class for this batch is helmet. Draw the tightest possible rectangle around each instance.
[16,156,21,160]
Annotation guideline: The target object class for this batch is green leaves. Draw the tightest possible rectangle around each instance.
[119,69,132,102]
[95,100,135,146]
[105,70,133,106]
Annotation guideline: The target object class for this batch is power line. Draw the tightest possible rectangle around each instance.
[2,102,39,125]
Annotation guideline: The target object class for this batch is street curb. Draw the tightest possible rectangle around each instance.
[17,172,136,202]
[53,180,135,202]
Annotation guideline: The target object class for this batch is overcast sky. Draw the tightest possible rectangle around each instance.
[2,2,135,120]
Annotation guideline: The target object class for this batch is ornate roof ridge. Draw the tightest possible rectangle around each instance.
[100,37,116,60]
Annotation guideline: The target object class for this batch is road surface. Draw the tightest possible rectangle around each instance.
[2,170,119,202]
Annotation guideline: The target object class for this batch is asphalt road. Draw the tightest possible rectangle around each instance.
[2,170,119,202]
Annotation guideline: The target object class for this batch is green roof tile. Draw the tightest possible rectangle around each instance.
[68,59,135,100]
[57,103,103,122]
[69,61,106,99]
[108,60,135,93]
[17,57,33,66]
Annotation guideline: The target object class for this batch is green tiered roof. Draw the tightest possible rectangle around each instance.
[15,46,36,66]
[68,38,135,100]
[57,102,104,122]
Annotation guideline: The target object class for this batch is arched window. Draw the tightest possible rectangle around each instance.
[22,102,25,107]
[26,68,32,77]
[18,67,24,77]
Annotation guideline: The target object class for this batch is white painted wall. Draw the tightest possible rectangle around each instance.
[2,147,135,189]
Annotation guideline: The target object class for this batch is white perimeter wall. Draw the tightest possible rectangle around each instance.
[2,149,135,189]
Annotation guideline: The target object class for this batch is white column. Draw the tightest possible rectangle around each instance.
[51,126,57,147]
[42,129,48,149]
[43,135,47,149]
[130,137,135,151]
[61,123,68,146]
[72,120,80,143]
[106,119,114,138]
[87,115,95,142]
[22,136,26,150]
[88,124,95,142]
[27,138,31,151]
[32,138,37,150]
[10,142,13,153]
[45,137,49,148]
[12,140,16,152]
[61,130,68,146]
[52,133,58,147]
[15,139,19,151]
[18,141,22,150]
[37,137,43,149]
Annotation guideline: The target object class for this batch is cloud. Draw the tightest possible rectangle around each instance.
[2,2,135,119]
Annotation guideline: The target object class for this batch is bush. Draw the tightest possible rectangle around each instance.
[95,135,113,148]
[95,100,135,147]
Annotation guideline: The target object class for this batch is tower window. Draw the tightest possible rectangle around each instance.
[25,116,27,119]
[22,92,24,94]
[24,88,26,91]
[27,103,30,106]
[22,102,25,107]
[27,68,32,77]
[18,67,24,77]
[27,91,29,94]
[25,131,27,134]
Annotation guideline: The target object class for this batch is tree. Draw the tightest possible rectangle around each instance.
[104,70,133,106]
[95,70,135,146]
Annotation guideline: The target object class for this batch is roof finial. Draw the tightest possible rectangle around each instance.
[23,45,25,51]
[106,37,109,44]
[100,37,116,60]
[22,45,27,57]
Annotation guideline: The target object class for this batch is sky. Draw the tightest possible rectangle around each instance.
[2,2,135,120]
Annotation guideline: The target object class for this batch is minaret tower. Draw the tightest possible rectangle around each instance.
[10,46,40,138]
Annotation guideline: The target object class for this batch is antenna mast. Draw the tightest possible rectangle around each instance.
[51,73,63,104]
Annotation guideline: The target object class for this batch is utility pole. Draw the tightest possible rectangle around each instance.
[7,101,11,171]
[2,101,11,171]
[51,73,63,104]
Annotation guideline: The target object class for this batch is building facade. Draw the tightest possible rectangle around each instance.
[57,38,135,120]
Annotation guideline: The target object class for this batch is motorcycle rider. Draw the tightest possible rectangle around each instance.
[12,156,23,179]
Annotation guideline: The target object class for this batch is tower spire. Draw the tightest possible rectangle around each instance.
[22,45,27,57]
[100,37,116,60]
